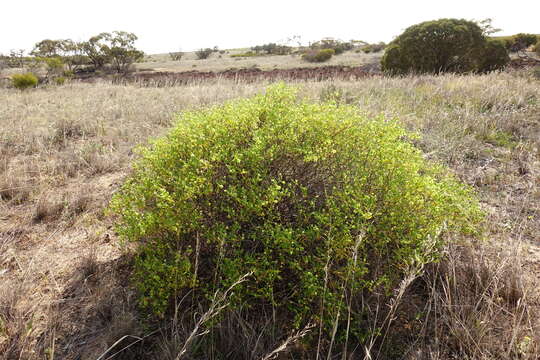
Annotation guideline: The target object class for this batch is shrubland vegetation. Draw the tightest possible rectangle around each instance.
[195,47,220,60]
[381,18,510,75]
[301,48,335,62]
[0,31,144,82]
[110,84,481,350]
[251,43,292,55]
[1,17,540,360]
[10,72,38,90]
[1,69,539,359]
[359,42,386,53]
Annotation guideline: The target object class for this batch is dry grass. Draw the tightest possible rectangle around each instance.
[138,50,381,72]
[0,70,538,359]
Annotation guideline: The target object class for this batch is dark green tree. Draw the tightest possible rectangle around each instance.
[381,18,506,74]
[478,39,510,72]
[80,33,112,70]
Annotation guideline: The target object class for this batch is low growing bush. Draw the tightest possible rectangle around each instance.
[361,42,386,53]
[11,73,38,90]
[302,48,335,62]
[54,76,66,85]
[109,84,482,354]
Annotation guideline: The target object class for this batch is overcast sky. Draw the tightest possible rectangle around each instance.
[1,0,538,54]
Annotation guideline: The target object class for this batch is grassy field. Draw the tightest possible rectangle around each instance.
[0,69,539,359]
[138,50,382,72]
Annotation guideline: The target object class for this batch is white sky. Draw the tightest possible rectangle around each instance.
[1,0,538,54]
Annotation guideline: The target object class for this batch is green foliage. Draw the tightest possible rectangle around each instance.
[361,42,386,53]
[478,130,517,149]
[302,48,335,62]
[80,33,111,69]
[32,39,88,72]
[78,31,143,73]
[31,39,65,58]
[478,39,510,73]
[54,76,66,85]
[381,18,492,75]
[104,31,144,73]
[11,73,38,90]
[109,84,482,345]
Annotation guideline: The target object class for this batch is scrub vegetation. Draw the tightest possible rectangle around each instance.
[1,17,540,360]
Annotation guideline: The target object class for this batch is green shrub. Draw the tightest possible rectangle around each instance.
[54,76,66,85]
[478,39,510,73]
[302,48,335,62]
[380,44,410,75]
[109,84,482,350]
[381,18,490,75]
[361,42,386,53]
[11,73,38,90]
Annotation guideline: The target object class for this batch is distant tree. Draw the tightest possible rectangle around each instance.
[31,39,63,57]
[61,41,88,72]
[250,43,292,55]
[104,31,144,73]
[80,33,112,70]
[31,39,87,72]
[79,31,143,73]
[310,38,353,55]
[195,48,213,59]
